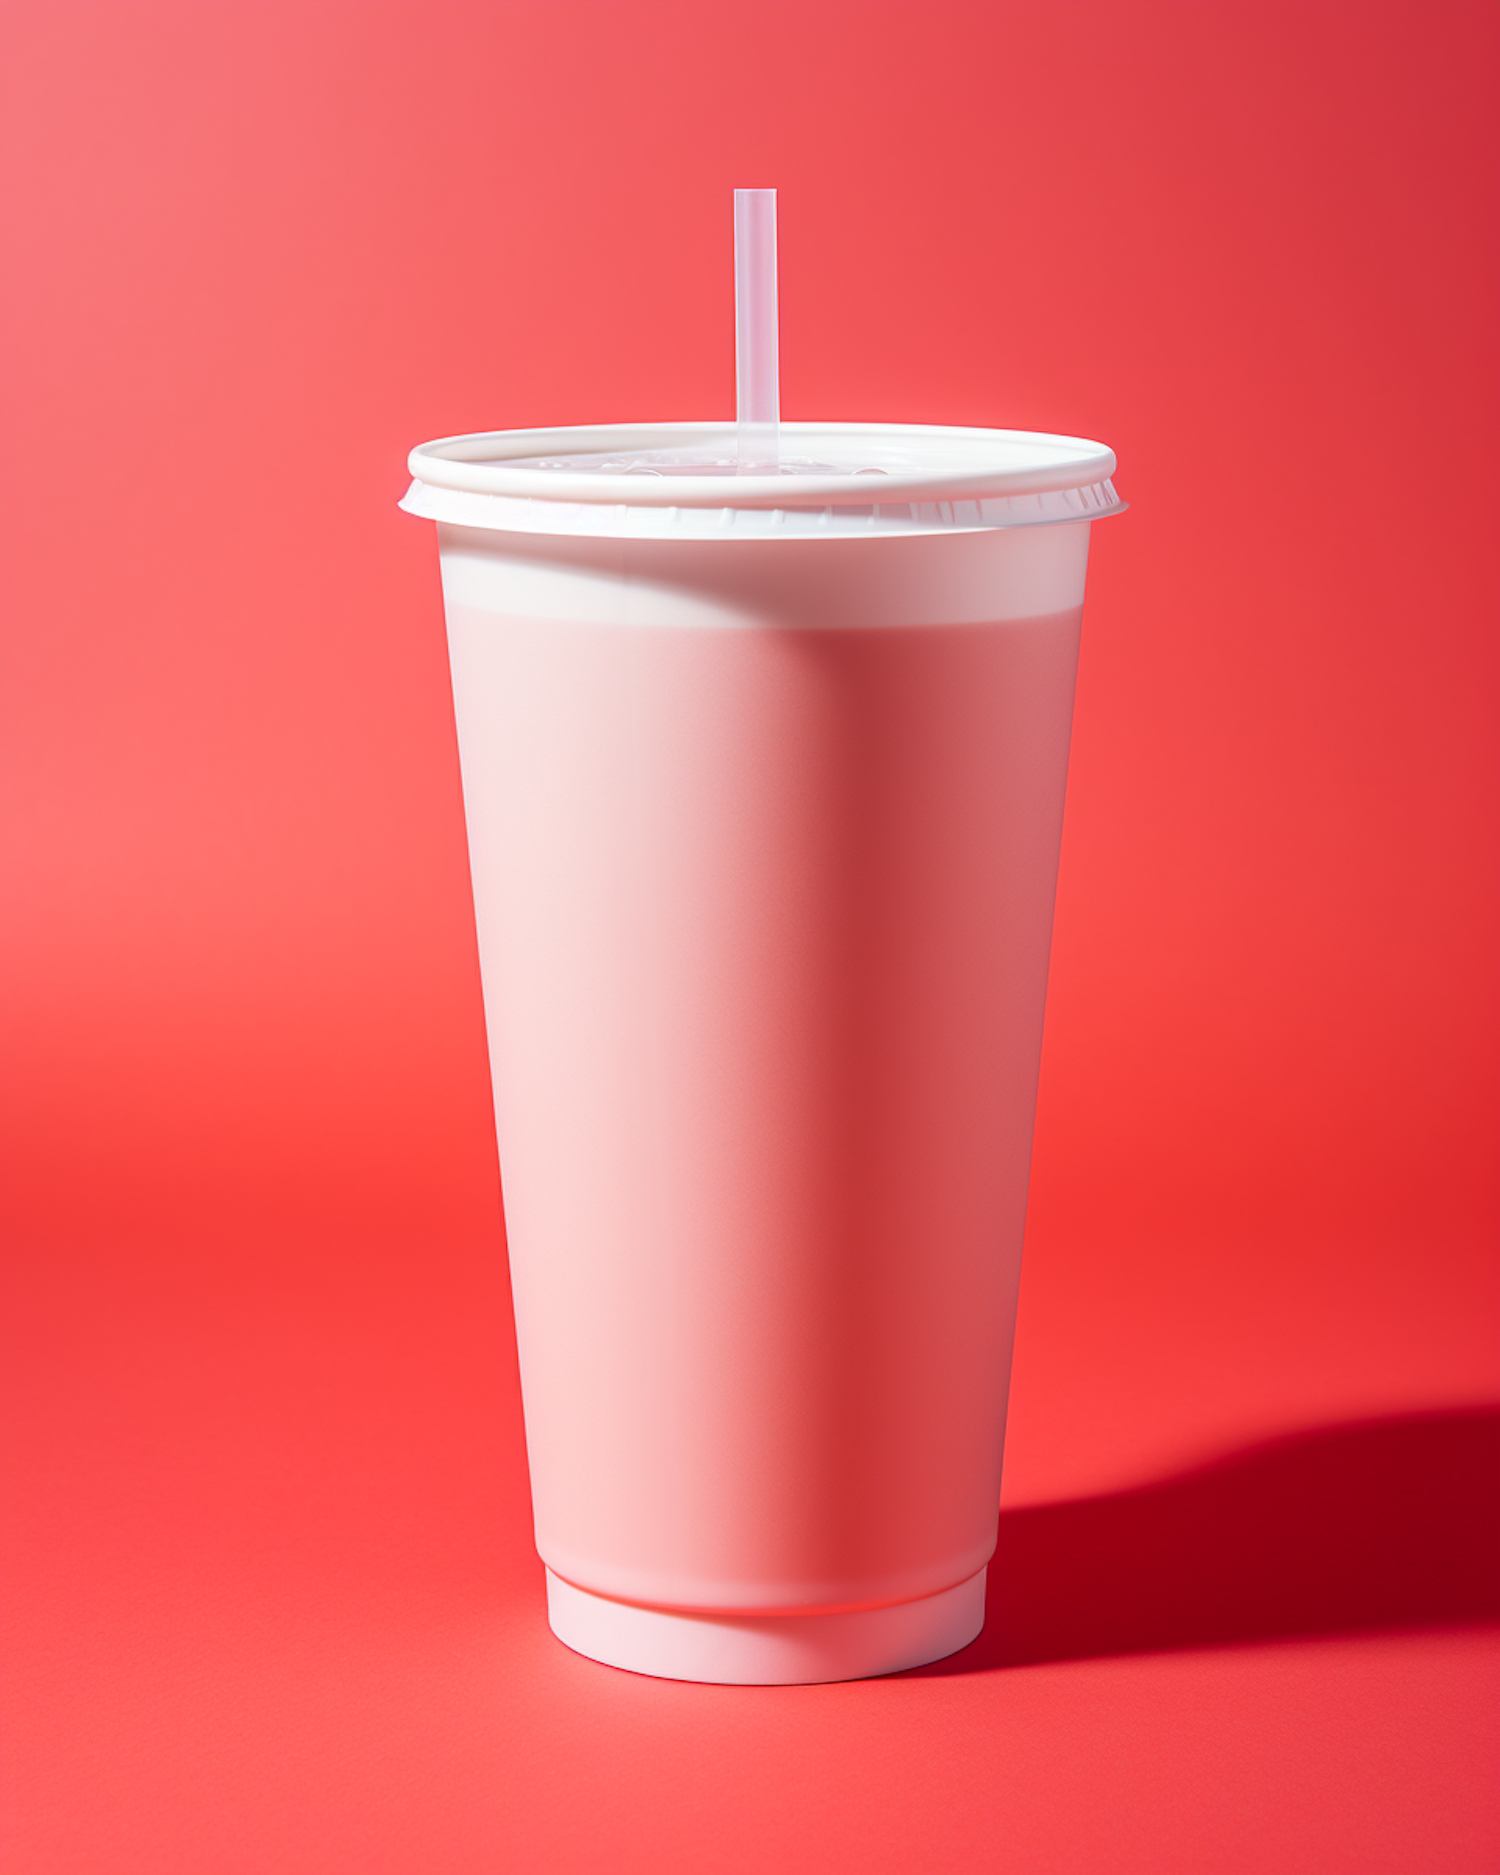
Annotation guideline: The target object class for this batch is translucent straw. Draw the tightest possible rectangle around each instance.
[734,188,779,472]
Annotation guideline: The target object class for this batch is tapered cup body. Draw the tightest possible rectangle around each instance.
[440,521,1087,1615]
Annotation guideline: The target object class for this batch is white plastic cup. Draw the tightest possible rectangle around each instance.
[401,422,1123,1682]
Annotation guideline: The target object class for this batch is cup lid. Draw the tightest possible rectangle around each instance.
[410,420,1114,505]
[401,421,1124,538]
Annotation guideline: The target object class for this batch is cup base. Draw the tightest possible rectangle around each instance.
[544,1567,986,1685]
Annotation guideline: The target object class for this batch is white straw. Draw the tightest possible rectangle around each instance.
[734,189,779,472]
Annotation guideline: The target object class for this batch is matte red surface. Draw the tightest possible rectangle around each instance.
[1,3,1496,1870]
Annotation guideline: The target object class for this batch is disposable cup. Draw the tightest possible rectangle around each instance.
[401,421,1123,1682]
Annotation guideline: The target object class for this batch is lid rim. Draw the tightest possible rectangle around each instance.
[407,421,1118,510]
[399,476,1126,540]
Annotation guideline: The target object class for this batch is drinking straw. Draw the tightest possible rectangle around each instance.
[734,188,779,472]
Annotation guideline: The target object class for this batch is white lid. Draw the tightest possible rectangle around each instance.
[401,421,1124,539]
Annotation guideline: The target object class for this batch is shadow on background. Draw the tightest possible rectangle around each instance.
[909,1407,1500,1674]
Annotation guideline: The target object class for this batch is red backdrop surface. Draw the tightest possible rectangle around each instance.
[2,3,1496,1870]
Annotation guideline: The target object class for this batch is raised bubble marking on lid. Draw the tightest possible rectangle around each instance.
[507,448,858,478]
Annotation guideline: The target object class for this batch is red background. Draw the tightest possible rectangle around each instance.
[2,2,1496,1869]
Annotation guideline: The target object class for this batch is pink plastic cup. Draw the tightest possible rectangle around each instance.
[401,421,1123,1682]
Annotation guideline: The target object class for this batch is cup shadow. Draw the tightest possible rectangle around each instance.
[905,1406,1500,1674]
